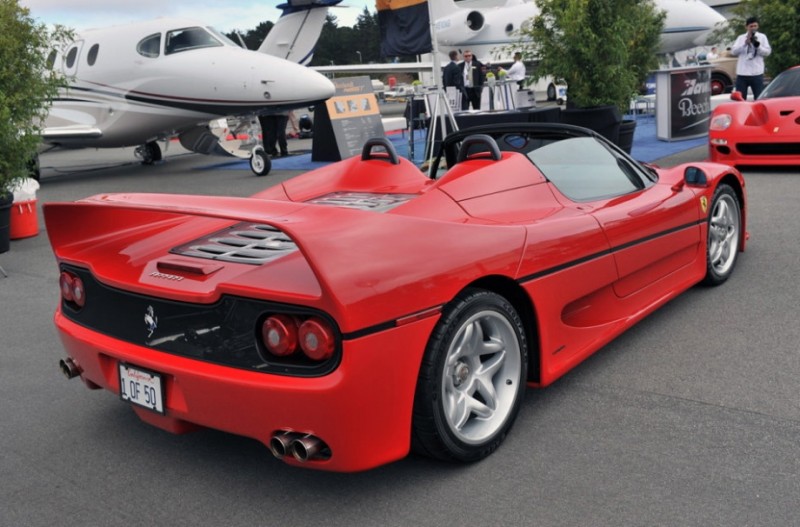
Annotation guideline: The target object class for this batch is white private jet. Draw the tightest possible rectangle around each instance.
[41,14,335,177]
[315,0,726,102]
[433,0,726,60]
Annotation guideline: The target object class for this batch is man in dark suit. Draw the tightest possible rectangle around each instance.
[458,49,485,110]
[442,50,465,107]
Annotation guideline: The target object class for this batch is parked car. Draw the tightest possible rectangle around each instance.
[47,123,747,472]
[706,55,738,96]
[709,65,800,167]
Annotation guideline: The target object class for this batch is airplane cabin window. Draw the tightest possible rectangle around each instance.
[87,44,99,66]
[46,50,57,70]
[137,34,161,58]
[65,46,78,68]
[165,27,223,55]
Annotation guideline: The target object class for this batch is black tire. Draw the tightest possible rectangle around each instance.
[702,184,741,286]
[412,288,528,462]
[250,147,271,176]
[546,83,556,101]
[710,73,730,96]
[137,141,162,165]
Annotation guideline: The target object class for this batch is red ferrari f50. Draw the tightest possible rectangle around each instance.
[46,124,747,471]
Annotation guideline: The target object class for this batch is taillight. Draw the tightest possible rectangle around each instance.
[298,318,335,361]
[59,271,86,308]
[262,315,298,356]
[259,314,336,363]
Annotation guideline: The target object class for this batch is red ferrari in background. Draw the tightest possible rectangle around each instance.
[709,65,800,166]
[46,124,747,472]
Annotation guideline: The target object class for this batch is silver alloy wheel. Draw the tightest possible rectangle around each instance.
[441,309,522,445]
[708,193,740,276]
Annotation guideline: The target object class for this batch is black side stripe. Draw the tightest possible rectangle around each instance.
[342,219,705,340]
[517,219,705,283]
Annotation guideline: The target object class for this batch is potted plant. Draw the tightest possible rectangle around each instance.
[0,1,70,253]
[519,0,664,148]
[412,79,423,94]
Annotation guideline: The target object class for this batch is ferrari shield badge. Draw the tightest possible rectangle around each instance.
[700,196,708,213]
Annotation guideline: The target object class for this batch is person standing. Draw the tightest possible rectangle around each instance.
[442,50,466,106]
[504,51,526,90]
[730,16,771,99]
[459,50,485,110]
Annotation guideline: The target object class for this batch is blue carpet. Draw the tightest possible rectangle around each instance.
[208,118,706,172]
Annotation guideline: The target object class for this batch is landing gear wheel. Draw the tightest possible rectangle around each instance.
[547,83,556,101]
[250,146,271,176]
[136,141,162,165]
[703,184,741,286]
[412,288,528,462]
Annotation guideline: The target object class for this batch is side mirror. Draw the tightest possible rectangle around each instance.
[684,166,708,187]
[730,91,744,102]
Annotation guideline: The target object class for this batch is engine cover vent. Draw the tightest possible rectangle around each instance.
[173,223,297,265]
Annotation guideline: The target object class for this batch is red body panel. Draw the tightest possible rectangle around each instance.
[709,94,800,167]
[45,141,747,471]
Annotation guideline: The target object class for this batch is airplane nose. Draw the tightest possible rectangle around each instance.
[261,59,335,105]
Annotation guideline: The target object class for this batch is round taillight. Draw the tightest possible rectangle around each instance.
[71,276,86,308]
[262,315,298,357]
[59,272,74,302]
[298,317,335,361]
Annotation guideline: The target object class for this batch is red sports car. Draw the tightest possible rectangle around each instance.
[46,123,747,472]
[709,65,800,166]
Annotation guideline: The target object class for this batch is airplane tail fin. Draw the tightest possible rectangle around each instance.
[258,0,342,65]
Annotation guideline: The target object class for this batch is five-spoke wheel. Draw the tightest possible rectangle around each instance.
[413,289,528,462]
[704,184,741,285]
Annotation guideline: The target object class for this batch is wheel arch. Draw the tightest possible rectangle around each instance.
[717,173,747,251]
[465,275,541,384]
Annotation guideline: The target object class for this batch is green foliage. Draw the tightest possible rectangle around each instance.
[521,0,665,112]
[224,21,274,50]
[709,0,799,76]
[0,1,71,197]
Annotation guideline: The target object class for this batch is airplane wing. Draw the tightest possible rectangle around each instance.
[313,62,435,75]
[258,0,343,65]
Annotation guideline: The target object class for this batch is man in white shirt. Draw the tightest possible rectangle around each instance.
[730,16,771,99]
[504,52,526,90]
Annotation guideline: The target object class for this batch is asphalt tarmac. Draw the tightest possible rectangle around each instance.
[2,141,799,526]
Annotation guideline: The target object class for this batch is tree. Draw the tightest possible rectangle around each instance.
[710,0,799,76]
[520,0,664,113]
[225,21,274,50]
[0,1,71,199]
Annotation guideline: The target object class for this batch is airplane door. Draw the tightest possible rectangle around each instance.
[62,40,84,77]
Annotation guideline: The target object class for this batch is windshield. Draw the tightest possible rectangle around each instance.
[165,27,224,55]
[759,67,800,99]
[528,137,651,201]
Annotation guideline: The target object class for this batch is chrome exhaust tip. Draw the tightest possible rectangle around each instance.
[269,431,300,459]
[59,357,81,379]
[290,435,323,463]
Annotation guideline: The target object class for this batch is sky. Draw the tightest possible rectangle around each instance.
[19,0,373,33]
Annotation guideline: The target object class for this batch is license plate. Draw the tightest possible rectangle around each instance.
[119,363,165,414]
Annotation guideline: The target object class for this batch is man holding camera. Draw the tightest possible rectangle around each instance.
[731,16,771,99]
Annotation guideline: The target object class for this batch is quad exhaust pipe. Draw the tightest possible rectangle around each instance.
[269,431,330,463]
[59,357,81,379]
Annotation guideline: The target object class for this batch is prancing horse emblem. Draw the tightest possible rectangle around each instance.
[144,305,158,338]
[700,196,708,214]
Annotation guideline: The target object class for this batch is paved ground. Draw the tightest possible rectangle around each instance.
[2,141,799,526]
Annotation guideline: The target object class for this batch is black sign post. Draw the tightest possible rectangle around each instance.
[312,76,385,162]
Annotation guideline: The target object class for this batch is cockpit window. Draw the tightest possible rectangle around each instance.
[87,43,99,66]
[137,33,161,58]
[65,46,78,68]
[165,27,223,55]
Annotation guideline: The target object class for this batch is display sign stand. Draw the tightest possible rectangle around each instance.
[654,65,713,141]
[311,76,384,162]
